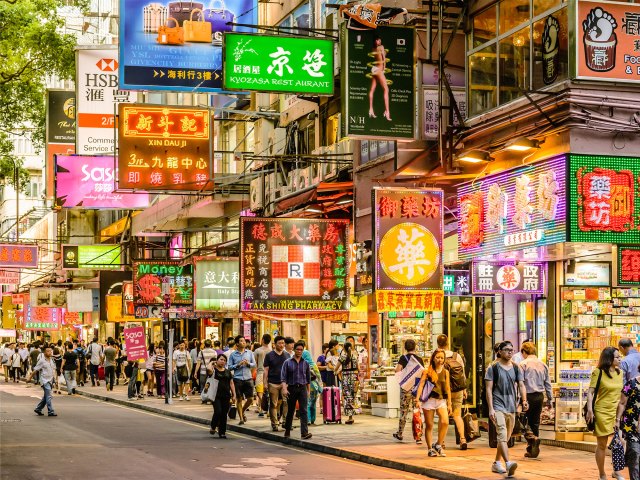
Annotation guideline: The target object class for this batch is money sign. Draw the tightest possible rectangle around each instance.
[137,274,161,302]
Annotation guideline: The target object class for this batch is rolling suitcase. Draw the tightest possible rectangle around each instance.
[322,386,341,424]
[98,365,105,381]
[488,418,516,448]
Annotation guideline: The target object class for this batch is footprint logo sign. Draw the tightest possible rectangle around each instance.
[582,7,618,72]
[542,15,560,84]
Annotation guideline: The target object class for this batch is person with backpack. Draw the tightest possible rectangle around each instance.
[485,341,528,478]
[393,339,425,442]
[60,342,78,395]
[86,337,104,387]
[72,340,86,386]
[437,334,469,450]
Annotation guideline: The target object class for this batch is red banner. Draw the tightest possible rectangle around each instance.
[124,326,148,361]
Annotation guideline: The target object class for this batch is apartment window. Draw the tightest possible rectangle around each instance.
[468,0,568,117]
[26,177,41,198]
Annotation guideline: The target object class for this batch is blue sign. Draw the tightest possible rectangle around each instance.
[119,0,258,91]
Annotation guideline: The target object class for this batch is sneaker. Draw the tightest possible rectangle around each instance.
[209,428,216,435]
[179,396,184,401]
[34,409,44,416]
[434,443,446,457]
[272,426,279,432]
[128,397,137,401]
[138,394,144,399]
[258,412,265,417]
[427,448,438,457]
[184,395,190,401]
[392,433,403,441]
[492,462,507,474]
[239,419,245,425]
[48,412,58,417]
[460,442,468,451]
[505,461,518,478]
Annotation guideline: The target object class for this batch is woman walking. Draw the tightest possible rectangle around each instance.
[153,342,166,399]
[416,349,451,457]
[207,354,236,439]
[301,345,323,425]
[586,347,624,480]
[338,341,361,425]
[617,363,640,480]
[325,340,340,387]
[145,344,155,396]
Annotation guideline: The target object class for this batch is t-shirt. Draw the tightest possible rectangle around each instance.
[63,351,78,371]
[398,353,425,368]
[86,343,103,365]
[214,368,233,399]
[198,348,217,374]
[173,349,189,367]
[11,353,21,368]
[29,349,41,366]
[153,354,166,371]
[263,350,290,384]
[485,362,521,413]
[254,345,271,373]
[104,346,117,367]
[317,354,328,383]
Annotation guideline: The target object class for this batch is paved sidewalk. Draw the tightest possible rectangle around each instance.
[72,382,612,480]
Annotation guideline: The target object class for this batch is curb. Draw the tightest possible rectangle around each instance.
[76,389,475,480]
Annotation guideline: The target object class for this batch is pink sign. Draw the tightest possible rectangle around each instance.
[24,306,61,331]
[55,155,150,209]
[0,270,20,285]
[123,326,148,361]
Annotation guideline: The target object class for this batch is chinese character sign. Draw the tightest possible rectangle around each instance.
[24,307,61,331]
[223,33,334,95]
[472,262,546,294]
[577,0,640,82]
[133,262,194,305]
[118,105,211,191]
[459,192,484,249]
[240,218,349,312]
[124,326,148,361]
[375,188,443,292]
[423,88,466,140]
[443,269,471,296]
[194,258,240,312]
[0,244,37,268]
[618,246,640,285]
[376,290,444,313]
[119,0,257,91]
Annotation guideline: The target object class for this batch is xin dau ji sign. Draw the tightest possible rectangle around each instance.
[472,261,546,295]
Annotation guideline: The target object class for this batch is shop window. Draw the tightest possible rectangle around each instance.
[534,0,561,17]
[469,44,498,115]
[499,26,531,105]
[532,8,568,89]
[473,5,497,48]
[499,0,530,34]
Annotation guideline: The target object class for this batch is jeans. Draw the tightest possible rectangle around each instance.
[105,366,116,390]
[155,370,166,397]
[308,389,318,424]
[525,392,544,441]
[397,389,415,436]
[268,383,288,428]
[35,382,55,414]
[63,370,77,394]
[284,385,309,436]
[211,395,231,435]
[89,363,99,385]
[128,366,139,398]
[627,439,640,480]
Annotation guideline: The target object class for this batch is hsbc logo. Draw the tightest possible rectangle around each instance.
[96,58,118,72]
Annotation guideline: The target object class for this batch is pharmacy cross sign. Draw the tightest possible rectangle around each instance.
[223,33,335,95]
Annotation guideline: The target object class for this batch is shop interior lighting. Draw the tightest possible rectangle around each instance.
[504,136,541,152]
[456,150,493,164]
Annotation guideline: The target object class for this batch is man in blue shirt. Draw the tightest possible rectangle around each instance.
[619,338,640,384]
[227,335,256,424]
[281,341,312,440]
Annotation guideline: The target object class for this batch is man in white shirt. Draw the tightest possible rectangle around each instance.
[85,338,104,387]
[2,343,14,382]
[26,346,57,416]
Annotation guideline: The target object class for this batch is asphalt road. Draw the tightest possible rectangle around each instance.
[0,383,418,480]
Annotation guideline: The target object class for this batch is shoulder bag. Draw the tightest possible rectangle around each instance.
[157,17,184,45]
[583,368,603,432]
[184,8,212,43]
[168,1,204,26]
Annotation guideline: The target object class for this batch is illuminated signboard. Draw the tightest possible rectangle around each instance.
[118,104,211,191]
[566,262,610,286]
[133,261,193,305]
[0,244,38,268]
[374,188,444,312]
[457,155,567,260]
[240,218,350,312]
[618,246,640,285]
[223,33,335,95]
[443,269,471,296]
[472,261,546,294]
[24,307,61,331]
[62,244,122,270]
[194,258,239,312]
[568,154,640,243]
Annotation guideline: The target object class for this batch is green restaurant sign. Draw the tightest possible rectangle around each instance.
[62,244,122,270]
[223,33,334,95]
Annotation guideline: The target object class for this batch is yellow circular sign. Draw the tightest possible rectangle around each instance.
[379,222,440,287]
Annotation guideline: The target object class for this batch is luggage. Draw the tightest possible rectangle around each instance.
[143,3,168,33]
[98,365,105,381]
[488,417,516,449]
[322,386,341,424]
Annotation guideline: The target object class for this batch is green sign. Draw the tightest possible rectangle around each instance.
[223,33,334,95]
[568,154,640,243]
[194,259,239,312]
[342,25,415,139]
[62,245,122,270]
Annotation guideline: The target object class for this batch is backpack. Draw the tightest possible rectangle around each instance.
[445,352,467,393]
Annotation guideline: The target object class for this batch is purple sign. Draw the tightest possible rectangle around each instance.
[55,155,149,209]
[0,244,38,268]
[472,261,546,294]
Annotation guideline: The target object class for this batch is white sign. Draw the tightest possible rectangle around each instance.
[67,289,94,312]
[76,47,132,155]
[423,88,466,140]
[0,270,20,285]
[565,262,610,286]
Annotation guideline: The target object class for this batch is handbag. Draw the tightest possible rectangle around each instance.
[228,404,237,419]
[395,354,425,394]
[609,429,626,472]
[177,364,189,382]
[184,8,212,43]
[168,1,204,26]
[412,408,423,442]
[157,17,184,45]
[143,3,168,33]
[203,0,234,42]
[583,368,603,432]
[512,412,528,436]
[200,373,219,402]
[462,406,481,442]
[419,377,436,403]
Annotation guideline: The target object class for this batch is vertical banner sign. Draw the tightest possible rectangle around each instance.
[119,0,257,91]
[194,258,239,311]
[124,326,148,361]
[374,188,444,312]
[618,246,640,285]
[240,218,350,312]
[76,47,132,155]
[118,104,212,191]
[343,26,415,139]
[472,261,546,294]
[46,90,76,200]
[1,295,16,329]
[423,88,466,140]
[100,271,132,321]
[133,262,193,304]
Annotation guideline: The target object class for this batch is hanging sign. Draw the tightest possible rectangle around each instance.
[133,261,193,305]
[29,288,67,308]
[472,261,546,294]
[0,244,38,268]
[24,307,61,331]
[62,244,123,269]
[0,271,20,285]
[194,258,239,312]
[443,269,471,296]
[618,246,640,285]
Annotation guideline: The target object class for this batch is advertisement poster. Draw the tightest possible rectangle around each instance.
[576,0,640,82]
[119,0,257,91]
[0,270,20,286]
[56,154,150,208]
[565,262,610,286]
[472,261,546,294]
[62,244,123,270]
[223,33,334,95]
[76,47,132,155]
[194,258,239,311]
[343,26,415,139]
[1,296,16,329]
[124,326,148,361]
[240,218,350,312]
[100,271,132,321]
[47,90,76,144]
[133,261,193,305]
[118,104,212,191]
[29,288,67,308]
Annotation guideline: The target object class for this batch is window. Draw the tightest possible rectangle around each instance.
[499,26,531,105]
[469,44,498,114]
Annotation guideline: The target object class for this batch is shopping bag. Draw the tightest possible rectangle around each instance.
[609,429,626,472]
[157,17,184,45]
[395,355,424,392]
[412,408,423,442]
[462,406,481,442]
[419,378,435,403]
[200,375,218,403]
[184,8,212,43]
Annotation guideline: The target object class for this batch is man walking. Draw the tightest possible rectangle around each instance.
[73,340,86,386]
[520,341,552,458]
[619,338,640,383]
[485,341,528,478]
[60,342,78,395]
[103,340,117,391]
[228,335,256,424]
[393,339,424,442]
[263,336,290,432]
[281,341,312,440]
[253,334,272,417]
[437,334,469,449]
[86,337,103,386]
[18,343,29,379]
[28,342,41,386]
[26,345,57,417]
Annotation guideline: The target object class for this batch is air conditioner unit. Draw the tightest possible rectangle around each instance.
[249,176,263,211]
[269,172,285,202]
[297,167,311,189]
[268,128,287,156]
[254,118,274,157]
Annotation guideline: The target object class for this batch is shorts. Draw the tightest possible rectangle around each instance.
[422,397,447,411]
[234,379,254,400]
[255,371,264,393]
[450,390,464,416]
[494,411,515,443]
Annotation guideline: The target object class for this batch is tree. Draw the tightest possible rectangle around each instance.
[0,0,82,191]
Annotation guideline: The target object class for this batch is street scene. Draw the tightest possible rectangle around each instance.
[2,0,640,479]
